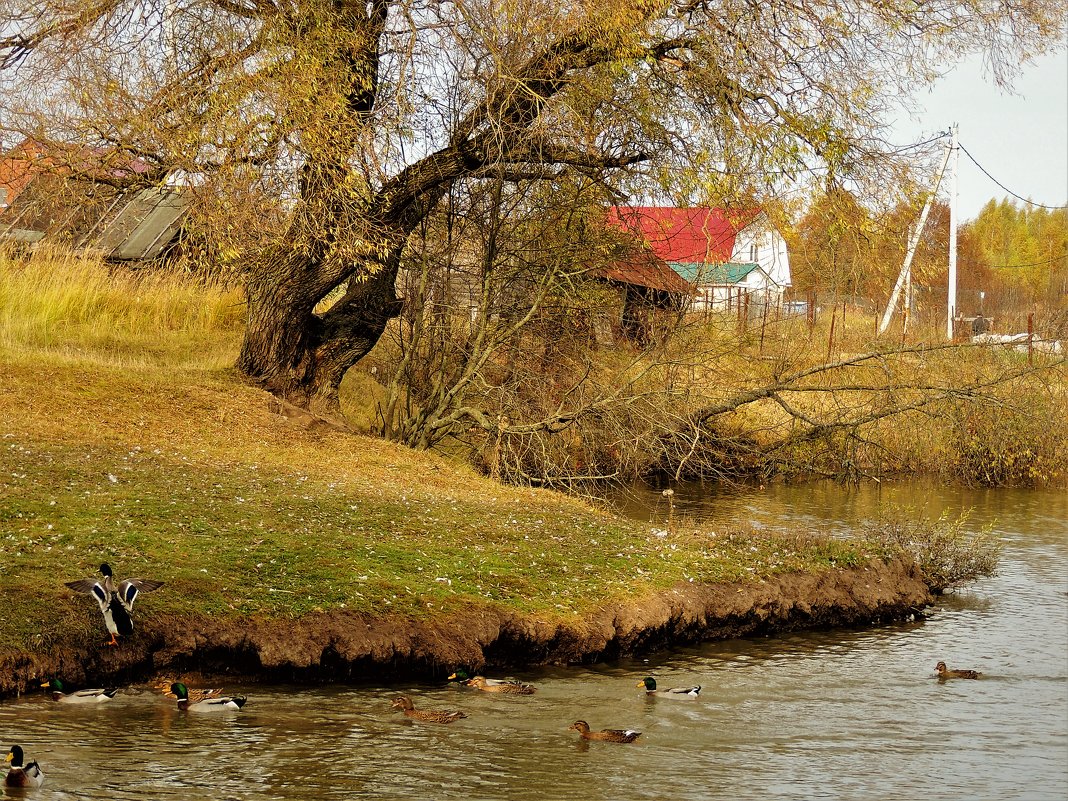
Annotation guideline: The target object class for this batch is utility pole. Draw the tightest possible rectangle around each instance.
[878,133,952,335]
[946,124,959,340]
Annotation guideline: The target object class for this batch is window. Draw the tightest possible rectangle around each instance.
[749,243,758,262]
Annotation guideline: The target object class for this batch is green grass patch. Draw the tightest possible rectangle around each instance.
[0,249,879,653]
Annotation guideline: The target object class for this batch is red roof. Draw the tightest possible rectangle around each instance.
[0,138,152,206]
[608,206,760,264]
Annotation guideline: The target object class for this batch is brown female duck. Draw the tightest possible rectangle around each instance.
[448,669,537,694]
[154,677,224,704]
[391,695,467,724]
[568,721,641,743]
[464,676,537,695]
[935,661,981,680]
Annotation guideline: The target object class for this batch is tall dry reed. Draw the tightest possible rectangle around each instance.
[0,247,244,368]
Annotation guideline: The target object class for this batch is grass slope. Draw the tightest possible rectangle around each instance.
[0,252,869,654]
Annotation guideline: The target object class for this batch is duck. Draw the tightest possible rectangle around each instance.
[935,661,981,680]
[5,745,45,788]
[446,670,538,696]
[568,721,641,743]
[390,695,467,724]
[636,676,701,698]
[465,675,537,695]
[41,678,118,703]
[64,562,164,646]
[154,677,223,705]
[170,682,247,711]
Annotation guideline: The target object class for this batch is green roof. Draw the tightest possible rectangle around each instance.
[670,261,760,284]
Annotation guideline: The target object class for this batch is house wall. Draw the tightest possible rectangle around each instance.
[730,213,792,291]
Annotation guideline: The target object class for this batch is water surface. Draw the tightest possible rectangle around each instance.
[2,481,1065,799]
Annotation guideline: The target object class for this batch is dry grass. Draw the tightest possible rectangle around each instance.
[0,245,244,369]
[0,249,869,651]
[859,508,1001,593]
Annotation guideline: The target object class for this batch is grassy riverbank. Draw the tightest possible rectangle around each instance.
[0,251,876,658]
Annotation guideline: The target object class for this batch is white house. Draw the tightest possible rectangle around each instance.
[608,206,792,311]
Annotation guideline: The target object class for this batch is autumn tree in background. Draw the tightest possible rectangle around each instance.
[3,0,1064,417]
[788,186,878,301]
[788,186,951,316]
[959,199,1068,320]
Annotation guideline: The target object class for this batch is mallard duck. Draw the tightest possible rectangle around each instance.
[458,675,537,695]
[41,678,118,703]
[154,677,223,705]
[5,745,45,788]
[170,682,247,711]
[935,661,981,680]
[65,562,164,646]
[568,721,641,743]
[636,676,701,698]
[390,695,467,724]
[448,669,537,692]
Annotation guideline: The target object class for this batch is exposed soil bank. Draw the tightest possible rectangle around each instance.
[0,557,930,697]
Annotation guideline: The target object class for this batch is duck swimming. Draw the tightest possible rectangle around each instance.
[636,676,701,698]
[154,677,224,705]
[568,721,641,743]
[391,695,467,724]
[65,563,164,646]
[5,745,45,788]
[170,682,247,711]
[935,661,981,680]
[457,675,537,695]
[449,669,537,694]
[41,678,118,703]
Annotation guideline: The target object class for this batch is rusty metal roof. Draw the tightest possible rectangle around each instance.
[600,250,692,294]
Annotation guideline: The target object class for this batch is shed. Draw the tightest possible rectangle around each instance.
[0,138,189,261]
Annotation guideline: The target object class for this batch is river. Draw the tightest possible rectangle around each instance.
[1,481,1065,800]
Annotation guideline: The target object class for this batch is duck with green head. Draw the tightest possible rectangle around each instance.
[636,676,701,698]
[5,745,45,788]
[170,682,247,711]
[154,677,223,704]
[64,562,164,646]
[41,678,118,703]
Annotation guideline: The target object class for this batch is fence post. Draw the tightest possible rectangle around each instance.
[827,305,836,363]
[759,298,769,354]
[1028,312,1034,365]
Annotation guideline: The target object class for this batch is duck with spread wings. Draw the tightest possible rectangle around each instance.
[65,562,164,646]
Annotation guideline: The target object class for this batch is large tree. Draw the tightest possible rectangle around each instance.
[1,0,1063,413]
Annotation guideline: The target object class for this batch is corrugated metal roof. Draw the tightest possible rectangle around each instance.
[671,261,760,284]
[600,251,692,294]
[96,187,190,260]
[607,206,761,263]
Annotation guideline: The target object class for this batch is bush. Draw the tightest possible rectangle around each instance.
[949,388,1067,487]
[861,507,1000,593]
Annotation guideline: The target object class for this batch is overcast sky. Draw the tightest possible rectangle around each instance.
[894,48,1068,223]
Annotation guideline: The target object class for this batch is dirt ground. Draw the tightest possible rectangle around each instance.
[0,557,931,696]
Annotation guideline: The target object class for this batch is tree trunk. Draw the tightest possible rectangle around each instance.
[237,245,402,416]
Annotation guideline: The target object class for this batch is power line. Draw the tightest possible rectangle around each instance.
[958,142,1067,210]
[987,253,1068,270]
[893,131,952,152]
